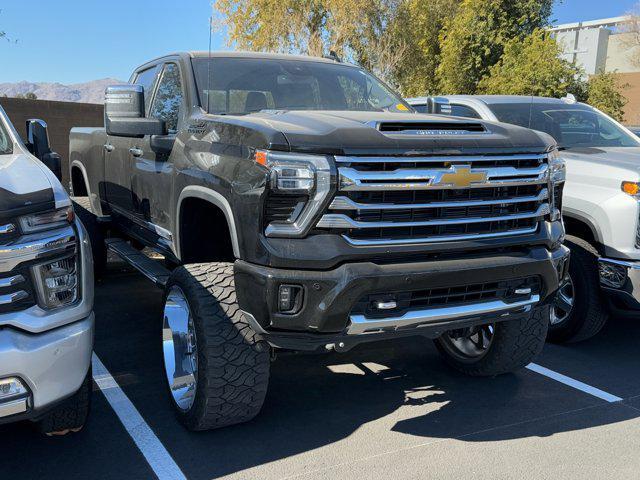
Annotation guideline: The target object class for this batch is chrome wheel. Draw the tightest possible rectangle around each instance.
[550,276,575,326]
[162,286,198,411]
[440,324,494,361]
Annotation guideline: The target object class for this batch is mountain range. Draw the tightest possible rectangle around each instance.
[0,78,126,104]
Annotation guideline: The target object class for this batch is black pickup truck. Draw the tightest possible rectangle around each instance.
[70,51,569,431]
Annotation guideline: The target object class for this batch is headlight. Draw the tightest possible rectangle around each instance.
[548,148,566,183]
[622,181,640,198]
[19,207,74,233]
[548,149,566,221]
[256,150,334,237]
[32,253,79,310]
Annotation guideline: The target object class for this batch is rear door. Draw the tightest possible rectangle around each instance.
[104,64,161,217]
[129,61,185,248]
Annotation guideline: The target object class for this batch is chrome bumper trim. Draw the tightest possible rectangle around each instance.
[347,294,540,335]
[0,397,28,418]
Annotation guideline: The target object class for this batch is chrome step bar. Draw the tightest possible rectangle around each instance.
[347,295,540,335]
[317,203,550,229]
[105,239,171,288]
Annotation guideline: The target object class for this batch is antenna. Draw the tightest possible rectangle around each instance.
[207,15,213,113]
[323,50,342,62]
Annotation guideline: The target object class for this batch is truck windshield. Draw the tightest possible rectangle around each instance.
[192,57,411,114]
[0,118,12,155]
[489,102,640,149]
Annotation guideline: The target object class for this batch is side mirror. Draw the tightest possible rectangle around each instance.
[26,119,62,181]
[105,85,166,138]
[426,97,452,115]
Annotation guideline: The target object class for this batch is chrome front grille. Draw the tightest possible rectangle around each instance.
[317,154,550,245]
[0,269,35,313]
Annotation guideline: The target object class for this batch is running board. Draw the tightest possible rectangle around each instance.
[105,239,171,288]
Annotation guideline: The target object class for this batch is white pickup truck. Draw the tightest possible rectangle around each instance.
[0,106,94,434]
[407,95,640,343]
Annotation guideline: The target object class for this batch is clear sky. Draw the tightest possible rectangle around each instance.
[0,0,638,84]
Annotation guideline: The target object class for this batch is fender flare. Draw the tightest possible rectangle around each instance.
[70,160,102,216]
[176,186,240,259]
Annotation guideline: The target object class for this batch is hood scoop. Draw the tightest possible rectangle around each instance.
[375,121,486,135]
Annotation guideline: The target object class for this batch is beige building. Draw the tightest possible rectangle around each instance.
[551,16,640,124]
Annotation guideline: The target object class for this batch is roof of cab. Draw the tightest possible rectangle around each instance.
[136,51,352,71]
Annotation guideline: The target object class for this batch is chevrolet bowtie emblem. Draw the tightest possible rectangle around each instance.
[435,165,488,188]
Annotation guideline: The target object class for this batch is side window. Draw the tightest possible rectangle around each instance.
[134,65,160,114]
[413,104,428,113]
[450,104,481,119]
[150,63,184,133]
[0,119,12,154]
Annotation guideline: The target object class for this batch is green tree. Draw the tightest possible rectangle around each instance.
[477,29,585,98]
[437,0,554,94]
[391,0,460,96]
[586,71,628,122]
[24,92,38,100]
[213,0,407,84]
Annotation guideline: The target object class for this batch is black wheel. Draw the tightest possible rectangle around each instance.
[162,262,270,430]
[434,305,549,376]
[547,235,609,343]
[38,367,92,436]
[72,197,107,278]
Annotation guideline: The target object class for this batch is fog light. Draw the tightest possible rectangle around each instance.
[599,262,628,288]
[0,378,27,401]
[32,254,79,309]
[278,285,303,314]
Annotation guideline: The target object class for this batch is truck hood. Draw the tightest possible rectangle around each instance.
[211,110,555,155]
[561,147,640,171]
[0,152,57,218]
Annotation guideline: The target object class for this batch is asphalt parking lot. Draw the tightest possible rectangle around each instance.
[4,260,640,480]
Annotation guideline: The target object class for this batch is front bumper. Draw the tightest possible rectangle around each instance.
[598,258,640,311]
[0,313,94,423]
[235,245,569,351]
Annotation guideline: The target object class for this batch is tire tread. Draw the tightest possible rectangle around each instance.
[167,262,270,431]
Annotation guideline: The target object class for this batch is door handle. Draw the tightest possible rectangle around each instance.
[129,147,143,157]
[103,144,114,152]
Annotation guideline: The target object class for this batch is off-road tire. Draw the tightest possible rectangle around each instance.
[435,305,549,376]
[72,197,107,277]
[547,235,609,343]
[38,367,92,436]
[164,263,270,430]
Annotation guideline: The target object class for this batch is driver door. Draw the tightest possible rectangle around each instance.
[129,61,184,249]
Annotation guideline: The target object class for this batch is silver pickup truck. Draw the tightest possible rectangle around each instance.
[407,95,640,343]
[0,106,94,434]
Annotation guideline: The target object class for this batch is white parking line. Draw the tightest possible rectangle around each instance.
[527,362,623,403]
[92,354,187,480]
